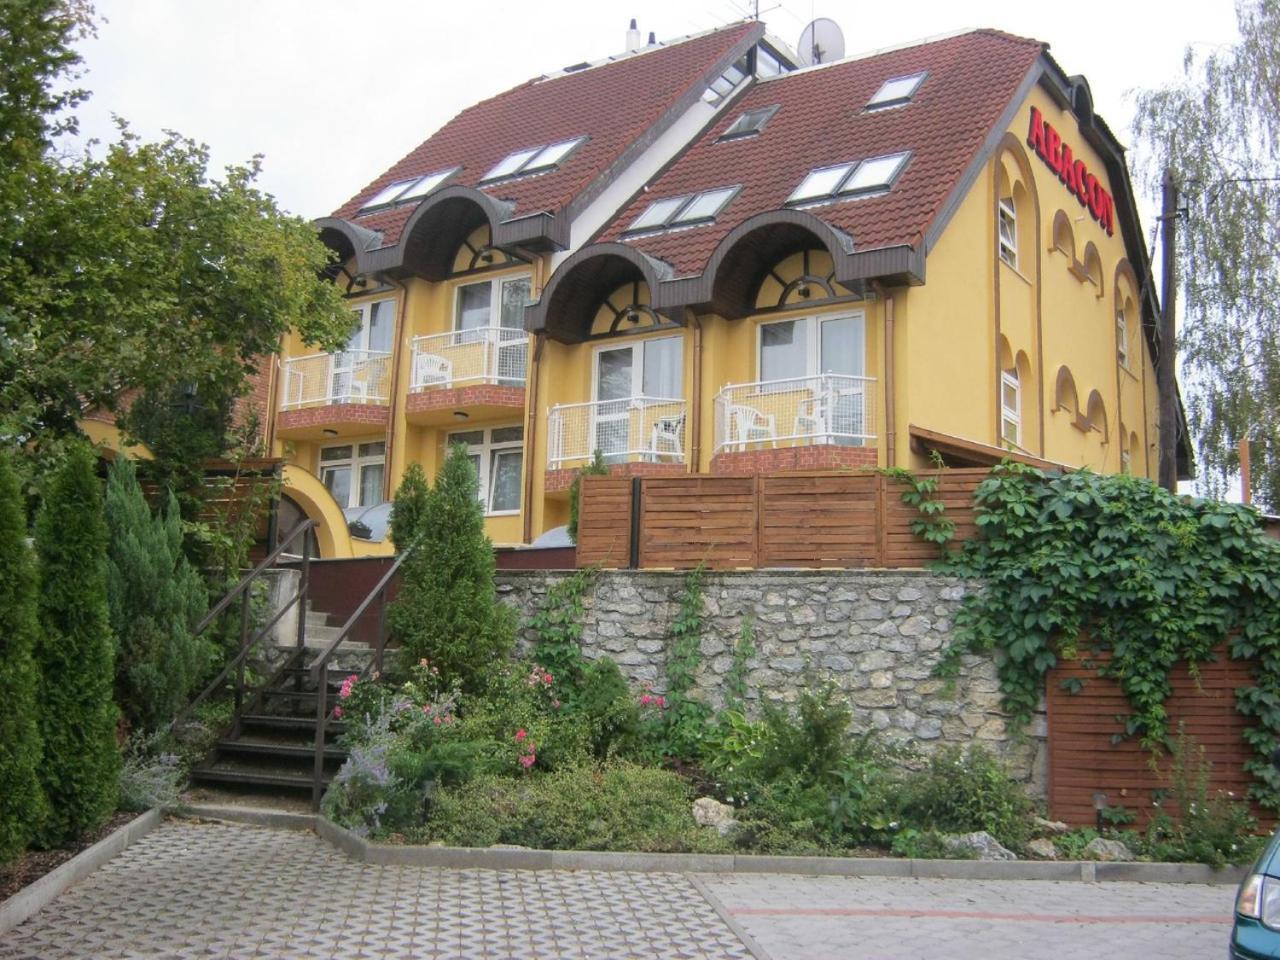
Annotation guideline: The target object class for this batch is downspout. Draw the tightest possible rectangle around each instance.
[522,331,547,544]
[870,281,896,468]
[690,311,703,473]
[382,275,411,501]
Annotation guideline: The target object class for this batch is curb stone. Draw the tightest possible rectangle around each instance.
[292,814,1247,885]
[0,808,162,936]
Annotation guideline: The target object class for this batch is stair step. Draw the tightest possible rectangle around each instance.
[190,765,330,791]
[239,714,346,736]
[217,738,346,762]
[305,610,335,628]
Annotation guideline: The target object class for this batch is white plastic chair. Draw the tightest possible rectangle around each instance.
[650,412,685,461]
[414,353,453,389]
[729,404,776,450]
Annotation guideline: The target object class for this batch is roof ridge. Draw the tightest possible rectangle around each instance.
[758,26,1044,83]
[538,20,758,82]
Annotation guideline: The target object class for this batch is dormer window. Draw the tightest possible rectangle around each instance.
[481,138,585,183]
[786,152,910,205]
[703,56,749,107]
[719,105,778,141]
[625,186,739,234]
[359,168,459,211]
[866,72,926,110]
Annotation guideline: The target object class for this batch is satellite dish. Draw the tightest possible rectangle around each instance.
[797,17,845,66]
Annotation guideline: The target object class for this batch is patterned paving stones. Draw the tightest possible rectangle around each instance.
[0,820,753,960]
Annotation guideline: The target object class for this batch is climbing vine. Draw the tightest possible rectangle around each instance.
[527,565,599,695]
[938,462,1280,810]
[880,453,956,553]
[665,564,711,755]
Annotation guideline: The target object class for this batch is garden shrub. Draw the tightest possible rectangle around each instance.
[567,449,607,545]
[386,446,514,691]
[34,442,121,846]
[897,745,1035,851]
[755,683,854,786]
[117,735,183,811]
[0,453,46,861]
[105,456,211,732]
[573,657,640,759]
[526,565,597,696]
[420,764,727,853]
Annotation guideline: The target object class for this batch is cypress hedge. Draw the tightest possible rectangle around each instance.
[0,454,46,862]
[105,456,210,733]
[34,443,120,846]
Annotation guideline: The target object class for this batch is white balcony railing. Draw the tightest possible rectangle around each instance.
[713,374,876,453]
[409,326,529,391]
[280,350,392,410]
[547,397,687,470]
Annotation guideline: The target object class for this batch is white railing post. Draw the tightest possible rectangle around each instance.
[543,397,686,470]
[712,375,877,453]
[408,327,530,392]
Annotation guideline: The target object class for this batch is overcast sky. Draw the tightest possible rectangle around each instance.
[71,0,1241,224]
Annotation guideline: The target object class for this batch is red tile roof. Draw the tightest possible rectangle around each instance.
[331,21,762,249]
[597,30,1045,277]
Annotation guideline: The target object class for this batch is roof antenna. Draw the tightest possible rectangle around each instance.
[626,18,642,52]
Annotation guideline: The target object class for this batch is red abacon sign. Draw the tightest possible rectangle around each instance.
[1027,106,1115,237]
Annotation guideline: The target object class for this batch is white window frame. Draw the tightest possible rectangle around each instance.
[755,312,866,382]
[866,72,927,110]
[1116,302,1130,369]
[452,273,532,333]
[1000,369,1021,448]
[998,198,1018,270]
[481,138,585,183]
[346,297,396,353]
[319,440,386,509]
[446,426,524,516]
[591,335,685,402]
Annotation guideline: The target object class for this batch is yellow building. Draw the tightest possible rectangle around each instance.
[264,23,1190,558]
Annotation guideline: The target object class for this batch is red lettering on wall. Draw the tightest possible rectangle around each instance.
[1025,109,1115,237]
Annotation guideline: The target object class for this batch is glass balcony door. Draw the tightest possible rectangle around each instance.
[592,336,682,462]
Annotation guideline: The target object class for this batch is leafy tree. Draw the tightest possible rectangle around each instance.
[0,1,353,496]
[387,446,514,691]
[1132,0,1280,506]
[105,457,211,733]
[33,443,120,845]
[0,454,47,861]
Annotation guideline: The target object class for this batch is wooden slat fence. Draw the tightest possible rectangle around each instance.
[1046,646,1267,827]
[576,468,988,570]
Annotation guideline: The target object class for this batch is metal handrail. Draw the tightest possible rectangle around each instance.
[170,518,314,734]
[309,540,420,808]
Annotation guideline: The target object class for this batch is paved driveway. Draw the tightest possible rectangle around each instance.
[0,819,1236,959]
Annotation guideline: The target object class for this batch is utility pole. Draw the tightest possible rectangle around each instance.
[1158,168,1179,492]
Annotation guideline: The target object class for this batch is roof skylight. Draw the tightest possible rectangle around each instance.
[702,56,749,107]
[360,168,459,211]
[626,186,739,234]
[787,152,910,204]
[866,72,926,110]
[719,105,778,141]
[481,138,585,182]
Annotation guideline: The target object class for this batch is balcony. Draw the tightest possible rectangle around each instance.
[545,397,688,492]
[276,350,392,439]
[405,326,529,425]
[712,374,878,473]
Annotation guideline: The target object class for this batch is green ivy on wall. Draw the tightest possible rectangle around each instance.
[938,462,1280,810]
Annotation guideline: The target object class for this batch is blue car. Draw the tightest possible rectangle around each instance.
[1232,752,1280,959]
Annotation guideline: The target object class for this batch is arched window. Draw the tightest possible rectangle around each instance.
[1115,294,1129,368]
[998,195,1018,269]
[1120,425,1131,473]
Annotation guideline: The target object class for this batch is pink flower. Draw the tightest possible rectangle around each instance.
[433,716,442,725]
[444,715,454,724]
[519,754,536,768]
[657,696,666,709]
[640,694,652,706]
[332,706,343,719]
[543,673,553,684]
[339,674,359,699]
[515,729,527,742]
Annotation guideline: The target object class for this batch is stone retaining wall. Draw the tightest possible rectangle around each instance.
[497,570,1046,796]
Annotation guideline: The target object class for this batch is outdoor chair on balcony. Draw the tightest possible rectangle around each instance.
[728,404,776,450]
[414,353,452,389]
[794,394,827,442]
[649,412,685,462]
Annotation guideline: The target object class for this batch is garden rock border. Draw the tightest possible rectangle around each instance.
[0,808,161,935]
[175,805,1249,886]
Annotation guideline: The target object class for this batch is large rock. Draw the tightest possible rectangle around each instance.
[1083,837,1135,862]
[1026,838,1058,860]
[692,797,738,836]
[1032,816,1070,836]
[943,831,1018,861]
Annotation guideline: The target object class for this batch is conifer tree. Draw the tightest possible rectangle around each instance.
[387,446,514,690]
[0,453,46,862]
[388,462,430,552]
[105,456,210,732]
[34,443,120,845]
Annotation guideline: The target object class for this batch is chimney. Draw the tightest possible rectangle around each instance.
[626,18,641,52]
[647,31,656,45]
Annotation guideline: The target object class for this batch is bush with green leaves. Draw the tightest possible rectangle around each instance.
[33,442,120,846]
[754,682,854,786]
[117,735,183,812]
[419,763,727,853]
[105,456,211,732]
[0,453,46,861]
[567,449,608,545]
[898,745,1035,851]
[386,446,514,691]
